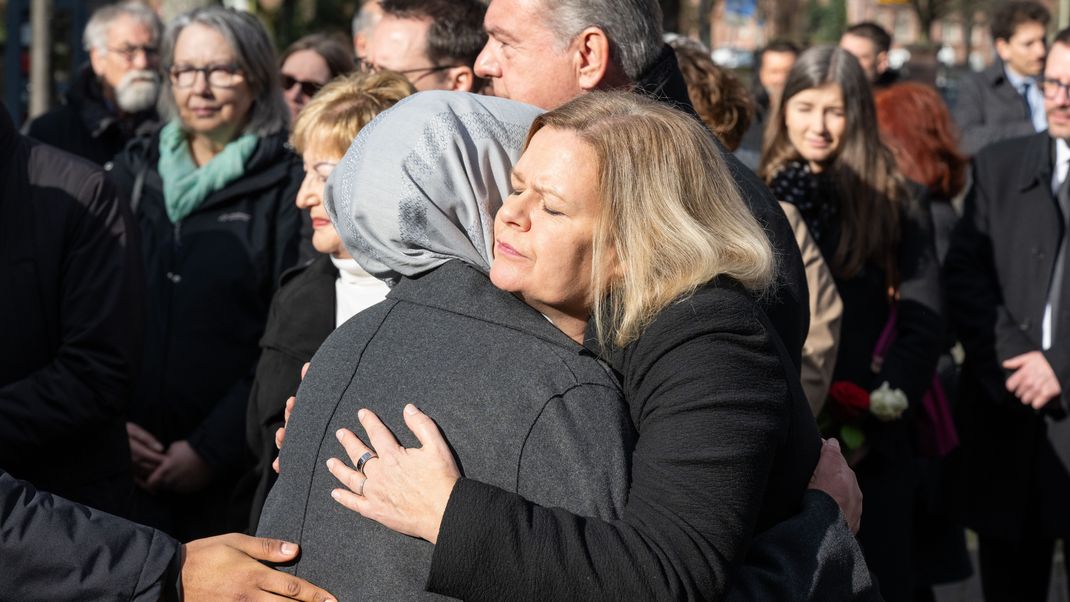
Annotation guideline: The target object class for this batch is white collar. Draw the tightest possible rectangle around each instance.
[330,255,375,285]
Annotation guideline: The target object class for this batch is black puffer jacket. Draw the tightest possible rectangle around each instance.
[0,468,181,601]
[107,126,303,475]
[0,103,141,515]
[24,64,157,166]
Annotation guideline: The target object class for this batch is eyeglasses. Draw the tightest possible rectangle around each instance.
[169,64,244,89]
[107,45,158,63]
[281,74,324,98]
[358,58,458,78]
[1041,77,1070,100]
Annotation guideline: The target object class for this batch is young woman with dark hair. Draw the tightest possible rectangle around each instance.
[761,46,944,602]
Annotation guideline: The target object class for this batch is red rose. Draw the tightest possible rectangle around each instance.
[828,380,870,422]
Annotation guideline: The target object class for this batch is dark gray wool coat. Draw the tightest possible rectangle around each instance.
[258,260,634,599]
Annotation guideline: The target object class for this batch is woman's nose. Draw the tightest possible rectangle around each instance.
[497,194,530,230]
[295,172,320,209]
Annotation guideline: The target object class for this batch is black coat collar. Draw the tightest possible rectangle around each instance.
[633,44,700,119]
[1017,132,1056,193]
[67,64,156,139]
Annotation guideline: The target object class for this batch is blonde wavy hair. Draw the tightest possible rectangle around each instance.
[528,91,776,348]
[291,71,414,157]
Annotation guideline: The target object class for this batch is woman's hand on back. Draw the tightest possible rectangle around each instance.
[326,404,460,544]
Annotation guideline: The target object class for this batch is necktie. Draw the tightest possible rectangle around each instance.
[1022,82,1048,132]
[1022,82,1035,121]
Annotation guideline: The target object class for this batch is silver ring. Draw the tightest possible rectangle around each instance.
[356,451,377,474]
[357,477,367,496]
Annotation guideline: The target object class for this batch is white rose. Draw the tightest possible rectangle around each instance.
[869,381,908,422]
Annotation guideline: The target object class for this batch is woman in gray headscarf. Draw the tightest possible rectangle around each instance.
[255,91,634,599]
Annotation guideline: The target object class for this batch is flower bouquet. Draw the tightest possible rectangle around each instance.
[818,380,908,464]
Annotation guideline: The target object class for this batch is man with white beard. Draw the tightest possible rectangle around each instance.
[25,2,161,166]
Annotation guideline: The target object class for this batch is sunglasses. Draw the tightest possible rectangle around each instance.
[281,74,324,97]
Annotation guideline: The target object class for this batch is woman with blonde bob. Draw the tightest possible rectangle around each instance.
[244,70,413,529]
[265,91,852,600]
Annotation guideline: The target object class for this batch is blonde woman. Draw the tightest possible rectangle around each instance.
[245,71,413,528]
[275,92,869,599]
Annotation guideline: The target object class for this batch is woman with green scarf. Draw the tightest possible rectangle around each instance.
[107,6,302,540]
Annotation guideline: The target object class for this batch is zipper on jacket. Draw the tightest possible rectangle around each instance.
[166,221,183,284]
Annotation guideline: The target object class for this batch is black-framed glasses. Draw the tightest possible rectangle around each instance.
[169,64,244,89]
[281,74,324,97]
[107,44,158,63]
[358,58,458,78]
[1040,77,1070,100]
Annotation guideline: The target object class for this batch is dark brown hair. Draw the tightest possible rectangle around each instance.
[760,45,904,281]
[279,33,355,80]
[991,1,1050,42]
[670,39,755,151]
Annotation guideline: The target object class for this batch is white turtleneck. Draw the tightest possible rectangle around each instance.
[330,256,390,327]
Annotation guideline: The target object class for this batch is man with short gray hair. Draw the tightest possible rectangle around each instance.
[25,1,162,165]
[352,0,383,59]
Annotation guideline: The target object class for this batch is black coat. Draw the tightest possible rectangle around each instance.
[0,468,180,601]
[107,126,302,535]
[24,64,157,166]
[945,132,1070,541]
[428,278,850,601]
[804,185,942,601]
[0,103,142,514]
[245,254,337,530]
[635,45,810,372]
[953,63,1037,156]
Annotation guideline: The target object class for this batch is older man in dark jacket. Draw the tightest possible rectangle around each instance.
[24,2,161,165]
[0,101,141,515]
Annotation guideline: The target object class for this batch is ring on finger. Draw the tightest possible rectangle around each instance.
[356,451,378,474]
[357,476,367,496]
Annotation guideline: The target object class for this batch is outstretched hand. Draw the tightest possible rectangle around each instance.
[181,533,335,601]
[326,404,461,544]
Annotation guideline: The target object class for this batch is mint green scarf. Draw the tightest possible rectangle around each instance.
[157,120,259,223]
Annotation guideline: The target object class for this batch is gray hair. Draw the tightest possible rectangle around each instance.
[540,0,663,82]
[83,1,162,52]
[158,6,289,137]
[352,1,382,39]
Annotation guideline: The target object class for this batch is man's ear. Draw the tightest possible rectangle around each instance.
[89,47,107,78]
[995,38,1012,64]
[444,65,475,92]
[574,26,612,91]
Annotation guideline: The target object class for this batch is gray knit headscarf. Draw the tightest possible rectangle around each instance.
[325,91,544,286]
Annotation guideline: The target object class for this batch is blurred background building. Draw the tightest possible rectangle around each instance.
[1,0,1067,125]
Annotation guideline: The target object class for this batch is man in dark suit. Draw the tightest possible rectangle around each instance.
[945,26,1070,602]
[954,1,1050,156]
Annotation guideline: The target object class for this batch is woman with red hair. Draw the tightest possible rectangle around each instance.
[875,82,967,261]
[875,81,972,601]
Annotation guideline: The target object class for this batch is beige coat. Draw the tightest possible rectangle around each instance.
[780,202,843,414]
